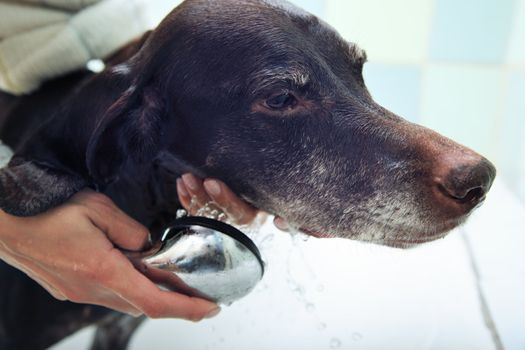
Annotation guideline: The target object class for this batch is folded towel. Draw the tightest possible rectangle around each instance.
[16,0,102,11]
[0,140,12,168]
[0,0,150,95]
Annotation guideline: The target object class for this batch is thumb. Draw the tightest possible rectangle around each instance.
[102,210,150,251]
[77,191,150,251]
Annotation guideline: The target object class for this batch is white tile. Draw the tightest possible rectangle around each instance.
[325,0,432,63]
[289,0,325,17]
[482,280,525,350]
[464,179,525,279]
[497,72,525,205]
[138,0,183,27]
[464,179,525,350]
[507,0,525,64]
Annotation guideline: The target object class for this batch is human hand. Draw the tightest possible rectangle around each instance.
[0,190,220,320]
[176,173,290,230]
[176,173,259,225]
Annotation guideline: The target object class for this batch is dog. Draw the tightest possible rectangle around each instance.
[0,0,496,348]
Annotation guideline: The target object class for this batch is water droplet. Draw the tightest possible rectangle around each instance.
[352,332,363,341]
[317,284,325,292]
[219,337,225,343]
[189,196,199,214]
[210,326,216,332]
[329,338,342,349]
[305,303,316,313]
[258,233,274,247]
[287,279,305,296]
[317,322,327,331]
[176,209,187,218]
[86,59,105,73]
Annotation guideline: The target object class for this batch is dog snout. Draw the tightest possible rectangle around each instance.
[434,156,496,209]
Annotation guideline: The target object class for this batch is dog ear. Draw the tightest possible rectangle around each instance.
[86,84,165,185]
[0,156,86,216]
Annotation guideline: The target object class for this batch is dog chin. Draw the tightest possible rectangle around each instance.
[366,217,467,248]
[379,234,449,249]
[296,215,466,249]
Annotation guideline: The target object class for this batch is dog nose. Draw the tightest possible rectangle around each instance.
[436,157,496,206]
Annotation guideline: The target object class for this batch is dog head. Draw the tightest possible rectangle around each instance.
[2,0,496,247]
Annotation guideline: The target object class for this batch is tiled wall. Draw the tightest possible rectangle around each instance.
[295,0,525,201]
[147,0,525,201]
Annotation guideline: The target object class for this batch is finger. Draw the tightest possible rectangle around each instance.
[181,173,212,211]
[140,265,207,298]
[23,248,146,316]
[82,192,150,251]
[85,293,142,317]
[203,179,257,225]
[176,178,193,211]
[108,252,219,320]
[34,258,143,315]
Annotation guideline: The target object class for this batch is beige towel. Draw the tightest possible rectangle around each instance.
[0,140,13,167]
[0,0,150,95]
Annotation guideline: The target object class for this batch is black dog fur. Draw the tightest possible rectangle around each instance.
[0,0,495,348]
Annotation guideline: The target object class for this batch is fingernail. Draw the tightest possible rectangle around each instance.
[203,179,221,197]
[182,173,199,191]
[176,178,188,197]
[204,307,221,319]
[128,311,143,318]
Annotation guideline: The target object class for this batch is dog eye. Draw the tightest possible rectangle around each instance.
[265,93,296,110]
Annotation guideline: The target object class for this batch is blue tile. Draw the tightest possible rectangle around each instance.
[430,0,516,63]
[363,63,421,122]
[289,0,325,18]
[420,64,502,160]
